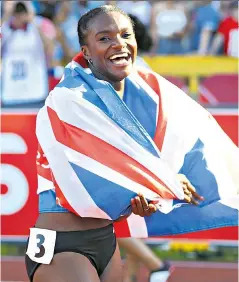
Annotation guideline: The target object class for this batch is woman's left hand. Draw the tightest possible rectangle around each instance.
[177,174,204,205]
[131,193,158,217]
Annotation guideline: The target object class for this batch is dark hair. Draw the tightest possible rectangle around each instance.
[13,2,28,14]
[128,14,152,52]
[77,5,134,46]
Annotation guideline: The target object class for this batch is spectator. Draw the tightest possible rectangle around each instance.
[53,1,105,62]
[129,14,153,56]
[116,1,152,28]
[210,1,238,57]
[35,15,57,42]
[32,0,58,21]
[189,0,221,55]
[1,1,53,106]
[211,0,221,12]
[150,1,189,55]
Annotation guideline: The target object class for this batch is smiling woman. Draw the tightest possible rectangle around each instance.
[24,5,161,282]
[78,5,137,97]
[24,4,206,282]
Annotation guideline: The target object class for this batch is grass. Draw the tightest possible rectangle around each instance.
[1,242,238,263]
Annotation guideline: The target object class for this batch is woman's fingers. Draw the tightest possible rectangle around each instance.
[148,203,157,213]
[187,183,204,201]
[183,184,191,195]
[131,194,157,217]
[138,193,149,210]
[179,174,204,203]
[135,195,145,216]
[131,198,138,215]
[138,194,158,215]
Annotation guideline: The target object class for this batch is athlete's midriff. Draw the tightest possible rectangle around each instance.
[35,212,112,231]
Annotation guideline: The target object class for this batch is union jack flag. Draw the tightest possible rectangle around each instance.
[36,53,239,237]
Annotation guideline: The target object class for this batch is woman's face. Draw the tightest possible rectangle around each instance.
[82,11,137,82]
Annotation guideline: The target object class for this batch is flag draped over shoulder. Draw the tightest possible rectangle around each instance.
[36,53,239,237]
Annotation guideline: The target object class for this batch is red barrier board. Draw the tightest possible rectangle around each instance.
[1,113,38,238]
[1,109,238,241]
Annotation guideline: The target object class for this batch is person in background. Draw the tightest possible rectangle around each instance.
[150,0,189,55]
[189,0,221,55]
[32,0,58,21]
[116,1,152,28]
[120,238,172,282]
[129,14,152,68]
[209,1,238,58]
[53,1,105,63]
[1,1,54,107]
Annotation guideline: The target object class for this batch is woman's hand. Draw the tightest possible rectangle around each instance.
[131,193,158,217]
[120,174,203,221]
[177,174,204,205]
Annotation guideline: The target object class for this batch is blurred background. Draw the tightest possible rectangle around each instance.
[0,1,238,282]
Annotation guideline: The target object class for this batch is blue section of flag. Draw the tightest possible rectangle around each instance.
[69,162,136,220]
[145,137,238,236]
[123,77,157,139]
[179,138,220,206]
[146,201,238,236]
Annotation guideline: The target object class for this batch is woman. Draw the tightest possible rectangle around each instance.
[25,5,205,282]
[150,1,189,54]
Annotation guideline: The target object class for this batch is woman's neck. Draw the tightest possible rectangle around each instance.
[111,81,125,99]
[90,66,125,99]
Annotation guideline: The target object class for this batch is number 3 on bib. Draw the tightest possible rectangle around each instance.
[26,228,56,264]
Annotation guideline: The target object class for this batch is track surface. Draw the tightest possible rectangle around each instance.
[1,257,238,282]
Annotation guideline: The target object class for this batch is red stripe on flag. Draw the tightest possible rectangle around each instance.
[37,165,52,181]
[36,144,52,181]
[137,70,167,151]
[47,107,177,199]
[113,219,131,237]
[73,52,88,68]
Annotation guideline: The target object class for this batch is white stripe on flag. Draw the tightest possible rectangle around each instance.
[36,107,111,219]
[220,196,239,210]
[158,76,199,173]
[199,117,238,198]
[37,175,54,194]
[127,213,148,238]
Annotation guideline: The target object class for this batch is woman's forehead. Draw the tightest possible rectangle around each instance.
[88,12,132,34]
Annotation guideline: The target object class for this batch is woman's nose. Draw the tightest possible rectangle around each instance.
[111,36,127,49]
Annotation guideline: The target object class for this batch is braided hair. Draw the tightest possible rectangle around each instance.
[77,5,134,46]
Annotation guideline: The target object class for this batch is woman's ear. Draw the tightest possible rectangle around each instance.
[81,46,90,61]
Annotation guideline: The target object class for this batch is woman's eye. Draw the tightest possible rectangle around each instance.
[122,33,131,39]
[99,37,110,42]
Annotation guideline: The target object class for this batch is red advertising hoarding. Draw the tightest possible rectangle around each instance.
[0,109,238,241]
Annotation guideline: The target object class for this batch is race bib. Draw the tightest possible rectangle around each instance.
[26,228,56,264]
